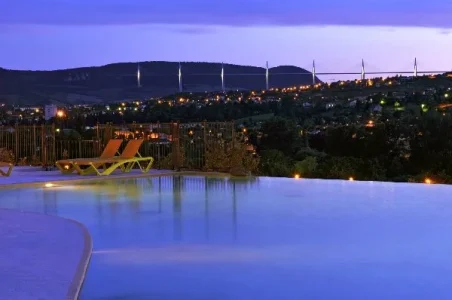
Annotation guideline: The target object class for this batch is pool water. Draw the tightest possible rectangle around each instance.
[1,176,452,299]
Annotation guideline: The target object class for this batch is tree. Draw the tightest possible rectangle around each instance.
[259,117,301,156]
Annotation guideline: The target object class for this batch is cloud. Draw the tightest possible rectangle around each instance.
[166,26,217,35]
[2,0,452,29]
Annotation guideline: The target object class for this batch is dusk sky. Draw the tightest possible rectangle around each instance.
[1,0,452,81]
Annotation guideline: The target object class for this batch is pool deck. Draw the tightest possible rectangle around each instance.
[0,166,179,300]
[0,166,176,188]
[0,209,91,300]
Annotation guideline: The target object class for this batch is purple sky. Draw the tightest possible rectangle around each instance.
[1,0,452,81]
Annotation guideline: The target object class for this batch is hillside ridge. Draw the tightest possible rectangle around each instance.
[0,61,321,105]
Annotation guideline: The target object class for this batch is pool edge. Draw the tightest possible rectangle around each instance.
[0,209,94,300]
[0,170,230,190]
[65,217,93,300]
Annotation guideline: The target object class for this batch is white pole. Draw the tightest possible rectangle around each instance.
[265,61,269,90]
[414,57,418,77]
[137,63,141,87]
[312,60,316,85]
[361,59,365,80]
[221,62,225,93]
[178,62,182,92]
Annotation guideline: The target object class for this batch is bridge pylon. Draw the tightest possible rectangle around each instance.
[414,58,418,77]
[361,59,366,80]
[312,60,316,85]
[137,63,141,87]
[265,61,269,90]
[178,62,183,93]
[221,62,225,93]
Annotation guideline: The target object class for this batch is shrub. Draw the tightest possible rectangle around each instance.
[205,138,259,174]
[258,150,292,177]
[293,156,318,177]
[0,148,15,163]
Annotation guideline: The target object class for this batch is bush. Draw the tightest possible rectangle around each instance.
[158,147,185,170]
[0,148,14,163]
[294,148,326,161]
[204,140,230,172]
[293,156,318,177]
[205,138,259,174]
[258,150,292,177]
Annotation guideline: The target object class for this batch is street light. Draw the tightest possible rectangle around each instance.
[56,110,64,118]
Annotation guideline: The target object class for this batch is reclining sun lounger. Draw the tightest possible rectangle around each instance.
[55,139,123,174]
[72,139,154,176]
[0,162,13,177]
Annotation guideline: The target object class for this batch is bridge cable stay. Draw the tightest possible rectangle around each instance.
[311,60,331,83]
[363,60,383,76]
[347,60,367,80]
[398,59,417,77]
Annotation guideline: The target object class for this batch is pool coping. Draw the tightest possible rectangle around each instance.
[65,216,93,300]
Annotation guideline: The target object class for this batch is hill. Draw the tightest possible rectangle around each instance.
[0,62,320,105]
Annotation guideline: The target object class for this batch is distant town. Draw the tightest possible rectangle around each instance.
[1,72,452,183]
[1,72,451,126]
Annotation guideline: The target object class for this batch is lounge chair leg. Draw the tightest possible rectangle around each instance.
[0,165,13,177]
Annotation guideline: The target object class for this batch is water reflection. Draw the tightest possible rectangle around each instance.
[173,175,182,240]
[42,189,58,214]
[0,175,259,242]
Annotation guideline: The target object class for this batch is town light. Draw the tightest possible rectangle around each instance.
[366,120,374,127]
[348,177,354,181]
[56,110,64,117]
[424,178,432,184]
[294,174,300,179]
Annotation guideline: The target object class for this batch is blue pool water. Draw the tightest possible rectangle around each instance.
[1,176,452,299]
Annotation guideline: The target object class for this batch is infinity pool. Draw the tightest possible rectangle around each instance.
[1,176,452,299]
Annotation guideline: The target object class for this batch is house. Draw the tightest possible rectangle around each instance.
[348,100,357,107]
[371,104,383,113]
[325,102,335,109]
[393,91,406,99]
